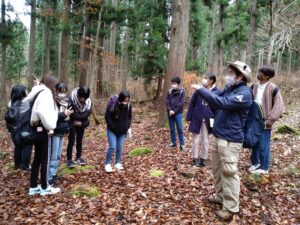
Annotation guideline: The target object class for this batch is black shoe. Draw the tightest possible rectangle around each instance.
[200,158,206,167]
[48,178,55,185]
[75,158,86,166]
[193,158,200,167]
[22,165,31,172]
[67,160,75,168]
[168,143,177,148]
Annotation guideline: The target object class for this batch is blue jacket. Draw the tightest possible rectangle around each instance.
[166,88,186,114]
[197,81,253,143]
[186,87,219,134]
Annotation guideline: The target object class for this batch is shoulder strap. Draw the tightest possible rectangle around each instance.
[30,90,44,108]
[271,86,279,107]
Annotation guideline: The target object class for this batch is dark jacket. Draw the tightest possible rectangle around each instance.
[54,111,70,136]
[197,81,252,143]
[105,102,132,136]
[68,97,91,128]
[186,87,219,134]
[166,88,186,114]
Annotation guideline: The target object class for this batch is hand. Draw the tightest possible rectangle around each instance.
[64,107,74,116]
[169,110,175,116]
[74,121,82,127]
[48,129,54,136]
[191,84,202,90]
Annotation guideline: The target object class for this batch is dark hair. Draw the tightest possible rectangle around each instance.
[77,86,90,99]
[205,72,216,84]
[10,84,27,103]
[258,65,275,78]
[56,82,67,93]
[171,76,181,85]
[118,91,130,102]
[228,65,243,77]
[40,74,58,100]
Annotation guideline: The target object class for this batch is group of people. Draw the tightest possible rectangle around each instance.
[166,61,284,220]
[7,74,132,196]
[6,60,284,221]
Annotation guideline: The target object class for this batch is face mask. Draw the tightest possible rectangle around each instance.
[57,93,66,98]
[225,75,235,86]
[171,84,178,89]
[202,79,208,86]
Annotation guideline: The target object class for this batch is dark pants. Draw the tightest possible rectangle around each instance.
[67,127,85,161]
[251,129,271,170]
[30,130,50,189]
[14,144,32,169]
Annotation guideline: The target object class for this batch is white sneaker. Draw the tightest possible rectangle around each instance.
[248,164,260,172]
[40,186,61,196]
[29,185,41,195]
[105,164,113,173]
[251,169,269,174]
[115,163,124,171]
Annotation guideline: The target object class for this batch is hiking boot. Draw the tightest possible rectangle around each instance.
[200,158,206,167]
[216,209,234,221]
[105,164,113,173]
[207,195,222,205]
[40,186,60,196]
[251,169,268,174]
[193,158,200,167]
[28,185,41,196]
[75,158,86,166]
[248,164,260,172]
[115,163,124,171]
[67,160,75,168]
[168,143,177,148]
[179,145,185,151]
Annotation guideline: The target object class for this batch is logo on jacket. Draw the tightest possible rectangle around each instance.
[236,95,244,102]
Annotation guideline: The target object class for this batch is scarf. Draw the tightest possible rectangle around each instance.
[71,88,92,113]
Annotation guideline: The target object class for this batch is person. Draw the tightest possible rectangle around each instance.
[104,91,132,173]
[192,61,252,221]
[249,65,284,174]
[26,74,60,196]
[48,83,73,184]
[7,85,32,171]
[66,86,92,168]
[186,73,218,167]
[166,76,186,150]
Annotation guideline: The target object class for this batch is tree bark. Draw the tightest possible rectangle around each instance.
[154,76,163,101]
[1,0,7,112]
[59,0,71,84]
[207,1,216,73]
[121,27,129,91]
[158,0,190,125]
[27,0,36,89]
[42,15,50,76]
[246,0,257,65]
[216,3,225,79]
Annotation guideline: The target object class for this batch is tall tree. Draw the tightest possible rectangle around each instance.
[0,0,7,112]
[245,0,257,65]
[158,0,190,125]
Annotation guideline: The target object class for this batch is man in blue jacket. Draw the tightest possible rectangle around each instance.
[192,61,252,221]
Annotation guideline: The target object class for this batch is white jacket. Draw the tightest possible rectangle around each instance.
[25,84,58,130]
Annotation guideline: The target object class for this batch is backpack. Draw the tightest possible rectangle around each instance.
[8,90,43,145]
[107,94,119,112]
[5,100,22,133]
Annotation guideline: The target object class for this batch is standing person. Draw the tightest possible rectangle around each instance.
[6,85,32,171]
[249,65,284,174]
[192,61,252,221]
[104,91,132,173]
[166,76,186,150]
[48,83,73,184]
[26,74,60,196]
[186,73,218,167]
[66,86,92,168]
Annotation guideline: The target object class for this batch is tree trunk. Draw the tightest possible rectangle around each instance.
[154,76,163,101]
[121,27,129,91]
[27,0,36,89]
[267,0,275,64]
[42,15,50,76]
[217,3,225,79]
[246,0,257,65]
[0,0,7,113]
[288,49,292,75]
[158,0,190,125]
[59,0,71,84]
[207,2,216,73]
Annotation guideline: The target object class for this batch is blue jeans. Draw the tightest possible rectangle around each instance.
[168,113,184,146]
[251,129,271,170]
[105,129,126,165]
[49,135,64,179]
[14,144,32,169]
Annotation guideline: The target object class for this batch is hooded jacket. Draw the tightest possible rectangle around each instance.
[166,88,186,114]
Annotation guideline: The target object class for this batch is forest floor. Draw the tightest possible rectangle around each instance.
[0,81,300,224]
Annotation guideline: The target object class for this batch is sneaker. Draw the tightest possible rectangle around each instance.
[115,163,124,171]
[248,164,260,172]
[200,158,206,167]
[40,186,60,196]
[67,160,75,168]
[193,158,200,167]
[28,185,41,195]
[75,158,86,166]
[251,169,269,174]
[168,143,177,148]
[180,145,185,151]
[105,164,113,173]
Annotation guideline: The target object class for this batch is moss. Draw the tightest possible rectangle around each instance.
[280,165,300,176]
[277,125,300,135]
[149,169,165,177]
[4,162,15,170]
[0,151,8,160]
[128,147,153,157]
[248,173,270,185]
[69,184,101,197]
[99,130,106,139]
[143,135,151,141]
[57,163,96,176]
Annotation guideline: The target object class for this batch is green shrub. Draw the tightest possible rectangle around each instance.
[128,147,153,157]
[57,164,96,176]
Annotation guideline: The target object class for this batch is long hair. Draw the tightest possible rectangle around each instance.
[40,73,58,101]
[10,84,27,103]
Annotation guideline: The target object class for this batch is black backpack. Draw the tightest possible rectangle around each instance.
[5,100,22,133]
[6,90,43,145]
